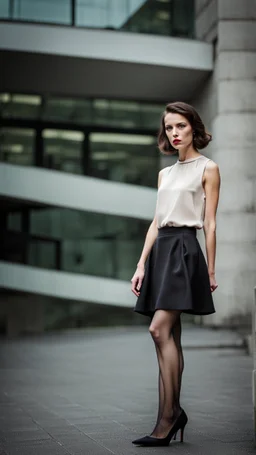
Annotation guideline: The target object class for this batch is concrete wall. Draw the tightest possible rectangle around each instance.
[192,0,256,327]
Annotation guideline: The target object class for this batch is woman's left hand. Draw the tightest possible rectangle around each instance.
[209,274,218,292]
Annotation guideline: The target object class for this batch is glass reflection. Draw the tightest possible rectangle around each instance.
[0,93,164,187]
[28,240,56,269]
[0,127,35,166]
[0,92,163,130]
[1,0,195,39]
[76,0,177,36]
[0,0,9,18]
[76,0,131,29]
[90,132,158,186]
[7,212,22,231]
[42,97,92,124]
[0,93,41,120]
[43,129,84,174]
[121,0,172,36]
[93,99,141,129]
[28,207,148,280]
[12,0,71,24]
[171,0,194,38]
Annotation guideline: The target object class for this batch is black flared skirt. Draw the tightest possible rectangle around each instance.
[134,226,215,317]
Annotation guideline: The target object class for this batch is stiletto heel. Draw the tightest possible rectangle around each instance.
[132,409,188,446]
[180,426,185,442]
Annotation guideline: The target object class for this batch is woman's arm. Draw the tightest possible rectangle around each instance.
[131,169,164,296]
[203,160,221,292]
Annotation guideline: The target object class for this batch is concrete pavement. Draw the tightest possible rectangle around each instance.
[0,325,254,454]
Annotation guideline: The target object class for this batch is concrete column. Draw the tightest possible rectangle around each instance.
[212,0,256,326]
[195,0,218,43]
[192,0,256,327]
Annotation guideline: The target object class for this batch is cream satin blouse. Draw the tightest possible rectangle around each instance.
[156,155,211,229]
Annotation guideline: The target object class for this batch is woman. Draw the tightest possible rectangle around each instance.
[131,102,221,447]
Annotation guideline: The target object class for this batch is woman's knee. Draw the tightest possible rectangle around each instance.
[149,310,180,344]
[149,324,165,344]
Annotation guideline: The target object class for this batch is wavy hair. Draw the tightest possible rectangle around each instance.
[158,101,212,155]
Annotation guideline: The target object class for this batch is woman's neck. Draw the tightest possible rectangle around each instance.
[178,147,199,162]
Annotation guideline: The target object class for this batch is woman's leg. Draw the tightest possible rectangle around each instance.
[149,309,182,438]
[151,347,164,433]
[151,314,184,432]
[172,315,184,411]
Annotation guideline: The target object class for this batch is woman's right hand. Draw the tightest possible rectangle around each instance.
[131,266,145,297]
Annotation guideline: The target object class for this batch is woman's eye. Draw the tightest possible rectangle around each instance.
[165,126,172,131]
[179,124,186,128]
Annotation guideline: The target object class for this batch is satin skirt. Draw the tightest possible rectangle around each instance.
[134,226,215,317]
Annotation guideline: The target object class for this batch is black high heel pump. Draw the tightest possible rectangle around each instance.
[132,409,188,447]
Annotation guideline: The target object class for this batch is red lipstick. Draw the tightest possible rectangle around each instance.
[173,139,181,145]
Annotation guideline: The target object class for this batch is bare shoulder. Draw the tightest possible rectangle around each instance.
[206,160,220,177]
[204,159,220,180]
[206,159,219,171]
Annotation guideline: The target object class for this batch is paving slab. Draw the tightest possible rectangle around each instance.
[0,325,254,454]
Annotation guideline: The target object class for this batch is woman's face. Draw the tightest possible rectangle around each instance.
[164,113,193,150]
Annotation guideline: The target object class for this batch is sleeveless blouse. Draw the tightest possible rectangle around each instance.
[156,155,211,229]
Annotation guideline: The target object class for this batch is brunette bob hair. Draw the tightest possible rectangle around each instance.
[158,101,212,155]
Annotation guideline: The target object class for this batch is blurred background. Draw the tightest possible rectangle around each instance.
[0,0,255,338]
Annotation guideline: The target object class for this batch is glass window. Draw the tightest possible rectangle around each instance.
[1,93,163,130]
[93,99,141,129]
[121,0,172,36]
[3,0,194,38]
[29,207,149,280]
[42,129,84,174]
[0,93,165,186]
[0,127,35,166]
[13,0,71,24]
[171,0,194,38]
[75,0,174,35]
[28,240,56,269]
[4,207,149,280]
[42,97,92,124]
[76,0,133,29]
[0,0,9,18]
[12,0,71,24]
[76,0,194,38]
[140,103,164,129]
[42,97,163,130]
[0,93,42,120]
[7,212,22,231]
[90,132,158,187]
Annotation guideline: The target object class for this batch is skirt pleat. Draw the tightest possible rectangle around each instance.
[134,226,215,317]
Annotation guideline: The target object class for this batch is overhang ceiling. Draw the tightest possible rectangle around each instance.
[0,22,213,102]
[1,50,211,102]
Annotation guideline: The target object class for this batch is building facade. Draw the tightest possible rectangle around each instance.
[0,0,255,335]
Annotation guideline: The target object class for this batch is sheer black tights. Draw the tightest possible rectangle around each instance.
[149,310,184,438]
